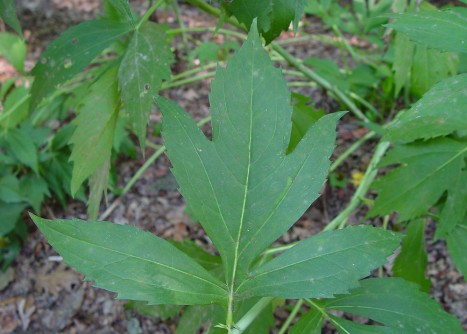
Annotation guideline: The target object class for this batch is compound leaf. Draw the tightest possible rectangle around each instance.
[393,220,430,292]
[69,67,120,195]
[325,278,463,334]
[369,138,467,221]
[388,9,467,54]
[385,74,467,143]
[237,226,400,298]
[30,19,133,109]
[30,214,227,305]
[118,22,173,150]
[105,0,137,25]
[158,23,342,290]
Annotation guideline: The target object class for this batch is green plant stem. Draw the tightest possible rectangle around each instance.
[324,141,390,231]
[231,297,274,334]
[349,92,379,118]
[172,62,220,81]
[162,72,216,89]
[270,42,370,124]
[278,299,304,334]
[329,131,375,173]
[136,0,164,30]
[171,0,189,54]
[168,27,246,40]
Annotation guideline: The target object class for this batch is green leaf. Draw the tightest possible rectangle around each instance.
[105,0,137,25]
[325,278,464,334]
[30,19,133,109]
[0,175,23,203]
[0,0,22,37]
[0,85,30,129]
[176,305,222,334]
[20,174,50,212]
[157,23,342,290]
[436,170,467,239]
[87,157,110,220]
[0,201,26,235]
[171,240,222,272]
[392,33,414,97]
[289,310,323,334]
[410,44,458,98]
[288,93,325,152]
[388,9,467,54]
[4,127,38,173]
[226,0,307,43]
[369,139,467,221]
[69,67,120,195]
[303,57,349,92]
[446,222,467,277]
[118,22,173,150]
[393,220,430,292]
[329,315,392,334]
[0,32,26,72]
[30,214,228,305]
[237,226,400,298]
[125,301,182,320]
[385,74,467,143]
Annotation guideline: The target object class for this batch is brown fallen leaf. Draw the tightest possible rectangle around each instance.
[35,262,80,297]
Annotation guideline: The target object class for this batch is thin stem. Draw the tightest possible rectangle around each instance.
[270,42,370,124]
[324,141,390,231]
[171,0,189,54]
[329,131,375,173]
[172,62,220,81]
[349,92,379,118]
[168,27,246,40]
[162,72,216,89]
[231,298,274,334]
[136,0,164,30]
[278,300,304,334]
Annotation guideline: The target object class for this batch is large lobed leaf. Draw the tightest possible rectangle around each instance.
[388,8,467,54]
[385,74,467,143]
[157,22,343,289]
[237,225,400,298]
[69,67,120,196]
[30,19,133,109]
[30,214,227,305]
[118,22,173,150]
[368,138,466,221]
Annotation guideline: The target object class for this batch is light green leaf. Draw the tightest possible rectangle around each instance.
[388,9,467,54]
[369,139,467,221]
[30,214,228,305]
[436,170,467,239]
[446,222,467,277]
[237,226,400,298]
[4,127,38,173]
[69,67,120,195]
[0,85,30,129]
[157,23,342,290]
[118,21,173,150]
[393,220,430,292]
[0,201,26,235]
[87,157,110,220]
[30,19,133,109]
[289,310,323,334]
[325,278,464,334]
[385,74,467,143]
[0,32,26,72]
[0,0,22,37]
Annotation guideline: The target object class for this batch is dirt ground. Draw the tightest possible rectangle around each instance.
[0,1,466,333]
